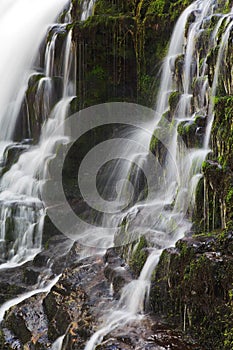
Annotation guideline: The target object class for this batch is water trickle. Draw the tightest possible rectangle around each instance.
[81,0,96,21]
[204,8,233,148]
[0,274,61,322]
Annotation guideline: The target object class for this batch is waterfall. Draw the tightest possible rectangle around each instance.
[0,0,68,142]
[0,0,232,348]
[84,1,233,348]
[0,1,74,267]
[0,0,99,269]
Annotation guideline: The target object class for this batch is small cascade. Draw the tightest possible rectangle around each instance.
[81,0,95,21]
[204,7,233,148]
[51,335,66,350]
[0,2,76,266]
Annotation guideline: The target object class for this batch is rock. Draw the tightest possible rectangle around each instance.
[45,254,112,347]
[1,143,30,176]
[0,247,203,349]
[150,234,233,349]
[96,317,201,350]
[5,294,47,345]
[104,248,133,297]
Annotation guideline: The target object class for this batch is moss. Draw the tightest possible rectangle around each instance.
[196,95,233,231]
[71,0,194,109]
[150,235,233,349]
[129,235,148,276]
[192,177,205,233]
[146,0,193,21]
[177,120,202,148]
[168,91,181,114]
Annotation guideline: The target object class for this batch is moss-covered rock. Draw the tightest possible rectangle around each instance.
[129,235,149,276]
[150,235,233,349]
[194,96,233,232]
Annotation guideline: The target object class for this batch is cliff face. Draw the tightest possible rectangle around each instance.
[71,0,193,108]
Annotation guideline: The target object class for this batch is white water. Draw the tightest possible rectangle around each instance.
[0,0,98,346]
[0,0,68,142]
[81,0,95,21]
[204,8,233,148]
[155,2,196,117]
[51,334,66,350]
[0,2,76,266]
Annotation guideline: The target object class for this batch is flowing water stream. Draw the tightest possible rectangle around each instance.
[0,0,232,348]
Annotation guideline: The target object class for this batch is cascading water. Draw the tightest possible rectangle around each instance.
[0,1,78,268]
[81,0,95,20]
[0,0,233,348]
[0,0,70,267]
[0,0,96,343]
[0,0,68,142]
[204,6,233,149]
[84,1,233,348]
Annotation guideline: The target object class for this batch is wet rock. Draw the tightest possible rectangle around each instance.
[47,254,113,348]
[104,248,133,297]
[96,318,202,350]
[1,143,30,176]
[2,292,50,349]
[44,283,90,342]
[0,267,29,305]
[150,234,233,349]
[23,268,40,285]
[33,234,77,275]
[0,255,106,349]
[0,247,204,350]
[42,215,65,245]
[177,120,203,148]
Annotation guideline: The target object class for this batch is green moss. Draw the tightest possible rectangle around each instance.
[177,120,202,148]
[72,0,194,108]
[151,235,233,348]
[147,0,166,16]
[168,91,180,114]
[146,0,193,21]
[129,235,148,276]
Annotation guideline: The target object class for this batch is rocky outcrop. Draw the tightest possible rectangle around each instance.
[0,251,121,349]
[150,234,233,349]
[0,247,202,349]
